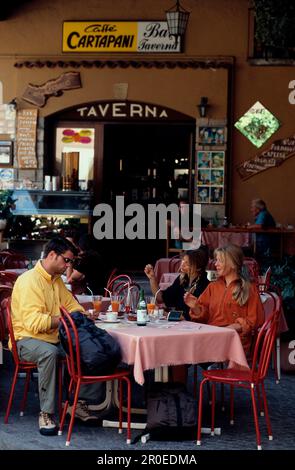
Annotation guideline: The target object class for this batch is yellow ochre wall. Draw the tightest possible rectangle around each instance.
[0,0,294,225]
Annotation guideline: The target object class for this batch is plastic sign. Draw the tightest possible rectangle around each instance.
[62,21,181,53]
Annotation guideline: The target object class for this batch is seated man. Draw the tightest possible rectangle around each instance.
[249,198,276,259]
[11,237,100,436]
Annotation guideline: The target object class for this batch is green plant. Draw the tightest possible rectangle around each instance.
[254,0,295,49]
[0,190,16,220]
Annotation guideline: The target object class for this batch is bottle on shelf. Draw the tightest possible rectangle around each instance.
[222,216,229,228]
[137,289,147,326]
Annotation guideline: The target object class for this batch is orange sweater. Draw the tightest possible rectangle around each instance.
[189,278,264,355]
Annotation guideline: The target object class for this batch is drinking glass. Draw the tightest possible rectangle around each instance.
[146,296,155,315]
[111,295,120,312]
[92,295,102,313]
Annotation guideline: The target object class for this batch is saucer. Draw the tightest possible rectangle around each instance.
[103,319,120,323]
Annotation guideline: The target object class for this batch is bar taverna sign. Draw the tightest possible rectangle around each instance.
[63,21,181,53]
[76,102,169,119]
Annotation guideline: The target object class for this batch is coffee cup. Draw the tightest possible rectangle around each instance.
[106,311,118,322]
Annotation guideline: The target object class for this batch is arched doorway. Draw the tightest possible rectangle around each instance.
[45,100,195,269]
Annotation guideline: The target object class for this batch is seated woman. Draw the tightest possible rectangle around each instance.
[144,247,210,320]
[184,244,264,356]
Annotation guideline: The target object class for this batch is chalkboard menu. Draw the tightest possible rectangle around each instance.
[16,109,38,168]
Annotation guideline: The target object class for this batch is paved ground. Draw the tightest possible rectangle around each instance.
[0,348,295,453]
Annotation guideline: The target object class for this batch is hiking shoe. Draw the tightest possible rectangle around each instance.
[67,400,99,423]
[39,412,58,436]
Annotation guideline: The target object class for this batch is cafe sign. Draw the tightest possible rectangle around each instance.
[236,134,295,180]
[62,21,181,53]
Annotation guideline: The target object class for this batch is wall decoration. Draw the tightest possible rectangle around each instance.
[234,101,280,148]
[198,126,226,145]
[0,168,14,189]
[195,150,225,204]
[16,109,38,168]
[236,133,295,180]
[22,71,81,107]
[0,141,13,167]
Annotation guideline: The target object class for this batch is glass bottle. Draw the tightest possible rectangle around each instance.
[137,289,147,326]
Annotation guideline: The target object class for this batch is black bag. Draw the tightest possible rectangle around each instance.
[59,311,121,376]
[146,382,197,440]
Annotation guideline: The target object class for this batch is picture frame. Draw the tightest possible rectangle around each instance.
[197,126,227,146]
[0,140,13,167]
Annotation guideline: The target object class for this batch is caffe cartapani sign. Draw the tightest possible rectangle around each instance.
[62,21,181,53]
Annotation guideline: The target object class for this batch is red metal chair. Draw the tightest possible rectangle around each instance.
[58,306,132,446]
[0,286,13,346]
[4,299,64,423]
[105,274,132,295]
[3,253,29,269]
[0,271,19,287]
[196,300,281,450]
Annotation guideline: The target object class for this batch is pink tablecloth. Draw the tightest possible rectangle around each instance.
[261,292,288,334]
[104,321,248,385]
[154,258,181,283]
[159,272,179,290]
[201,231,251,250]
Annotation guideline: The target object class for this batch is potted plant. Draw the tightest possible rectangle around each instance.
[0,190,17,242]
[254,0,295,59]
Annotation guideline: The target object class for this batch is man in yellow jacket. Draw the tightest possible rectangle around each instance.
[11,237,99,436]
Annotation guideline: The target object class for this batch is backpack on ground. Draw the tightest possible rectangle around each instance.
[59,311,121,376]
[146,382,197,440]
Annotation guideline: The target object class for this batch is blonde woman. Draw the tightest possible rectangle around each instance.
[184,244,264,355]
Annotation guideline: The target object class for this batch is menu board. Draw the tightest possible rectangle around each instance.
[16,109,38,168]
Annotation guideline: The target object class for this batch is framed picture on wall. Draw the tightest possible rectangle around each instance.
[0,140,13,167]
[195,150,225,204]
[197,126,227,146]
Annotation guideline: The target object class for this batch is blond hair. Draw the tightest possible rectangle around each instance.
[214,244,251,306]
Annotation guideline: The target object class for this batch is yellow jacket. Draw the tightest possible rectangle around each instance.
[11,260,84,344]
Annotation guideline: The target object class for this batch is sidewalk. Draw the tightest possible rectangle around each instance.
[0,348,295,451]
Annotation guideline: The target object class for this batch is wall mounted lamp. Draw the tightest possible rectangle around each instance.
[197,97,210,118]
[165,0,190,45]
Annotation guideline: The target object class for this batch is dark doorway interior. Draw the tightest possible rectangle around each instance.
[99,123,194,270]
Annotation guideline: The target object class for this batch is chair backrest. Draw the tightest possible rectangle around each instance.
[3,254,28,269]
[60,306,82,379]
[105,274,132,295]
[105,268,118,290]
[257,266,271,293]
[5,297,20,365]
[0,271,19,287]
[251,295,281,382]
[168,256,182,273]
[116,281,140,311]
[0,286,12,342]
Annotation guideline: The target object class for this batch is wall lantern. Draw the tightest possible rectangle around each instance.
[165,0,190,45]
[197,97,210,118]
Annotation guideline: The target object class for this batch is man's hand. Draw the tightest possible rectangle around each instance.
[51,316,61,329]
[184,292,198,309]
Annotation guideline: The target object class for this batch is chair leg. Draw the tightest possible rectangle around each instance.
[118,379,123,434]
[124,377,131,444]
[230,385,234,425]
[4,366,19,424]
[59,378,73,435]
[65,380,81,446]
[211,382,216,436]
[197,378,207,445]
[256,383,264,416]
[260,382,273,440]
[20,371,31,416]
[206,380,211,404]
[250,384,262,450]
[58,361,63,421]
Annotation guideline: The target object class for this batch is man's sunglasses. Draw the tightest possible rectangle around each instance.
[59,254,75,265]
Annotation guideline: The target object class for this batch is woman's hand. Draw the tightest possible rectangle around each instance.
[226,323,242,333]
[144,264,155,280]
[184,292,198,309]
